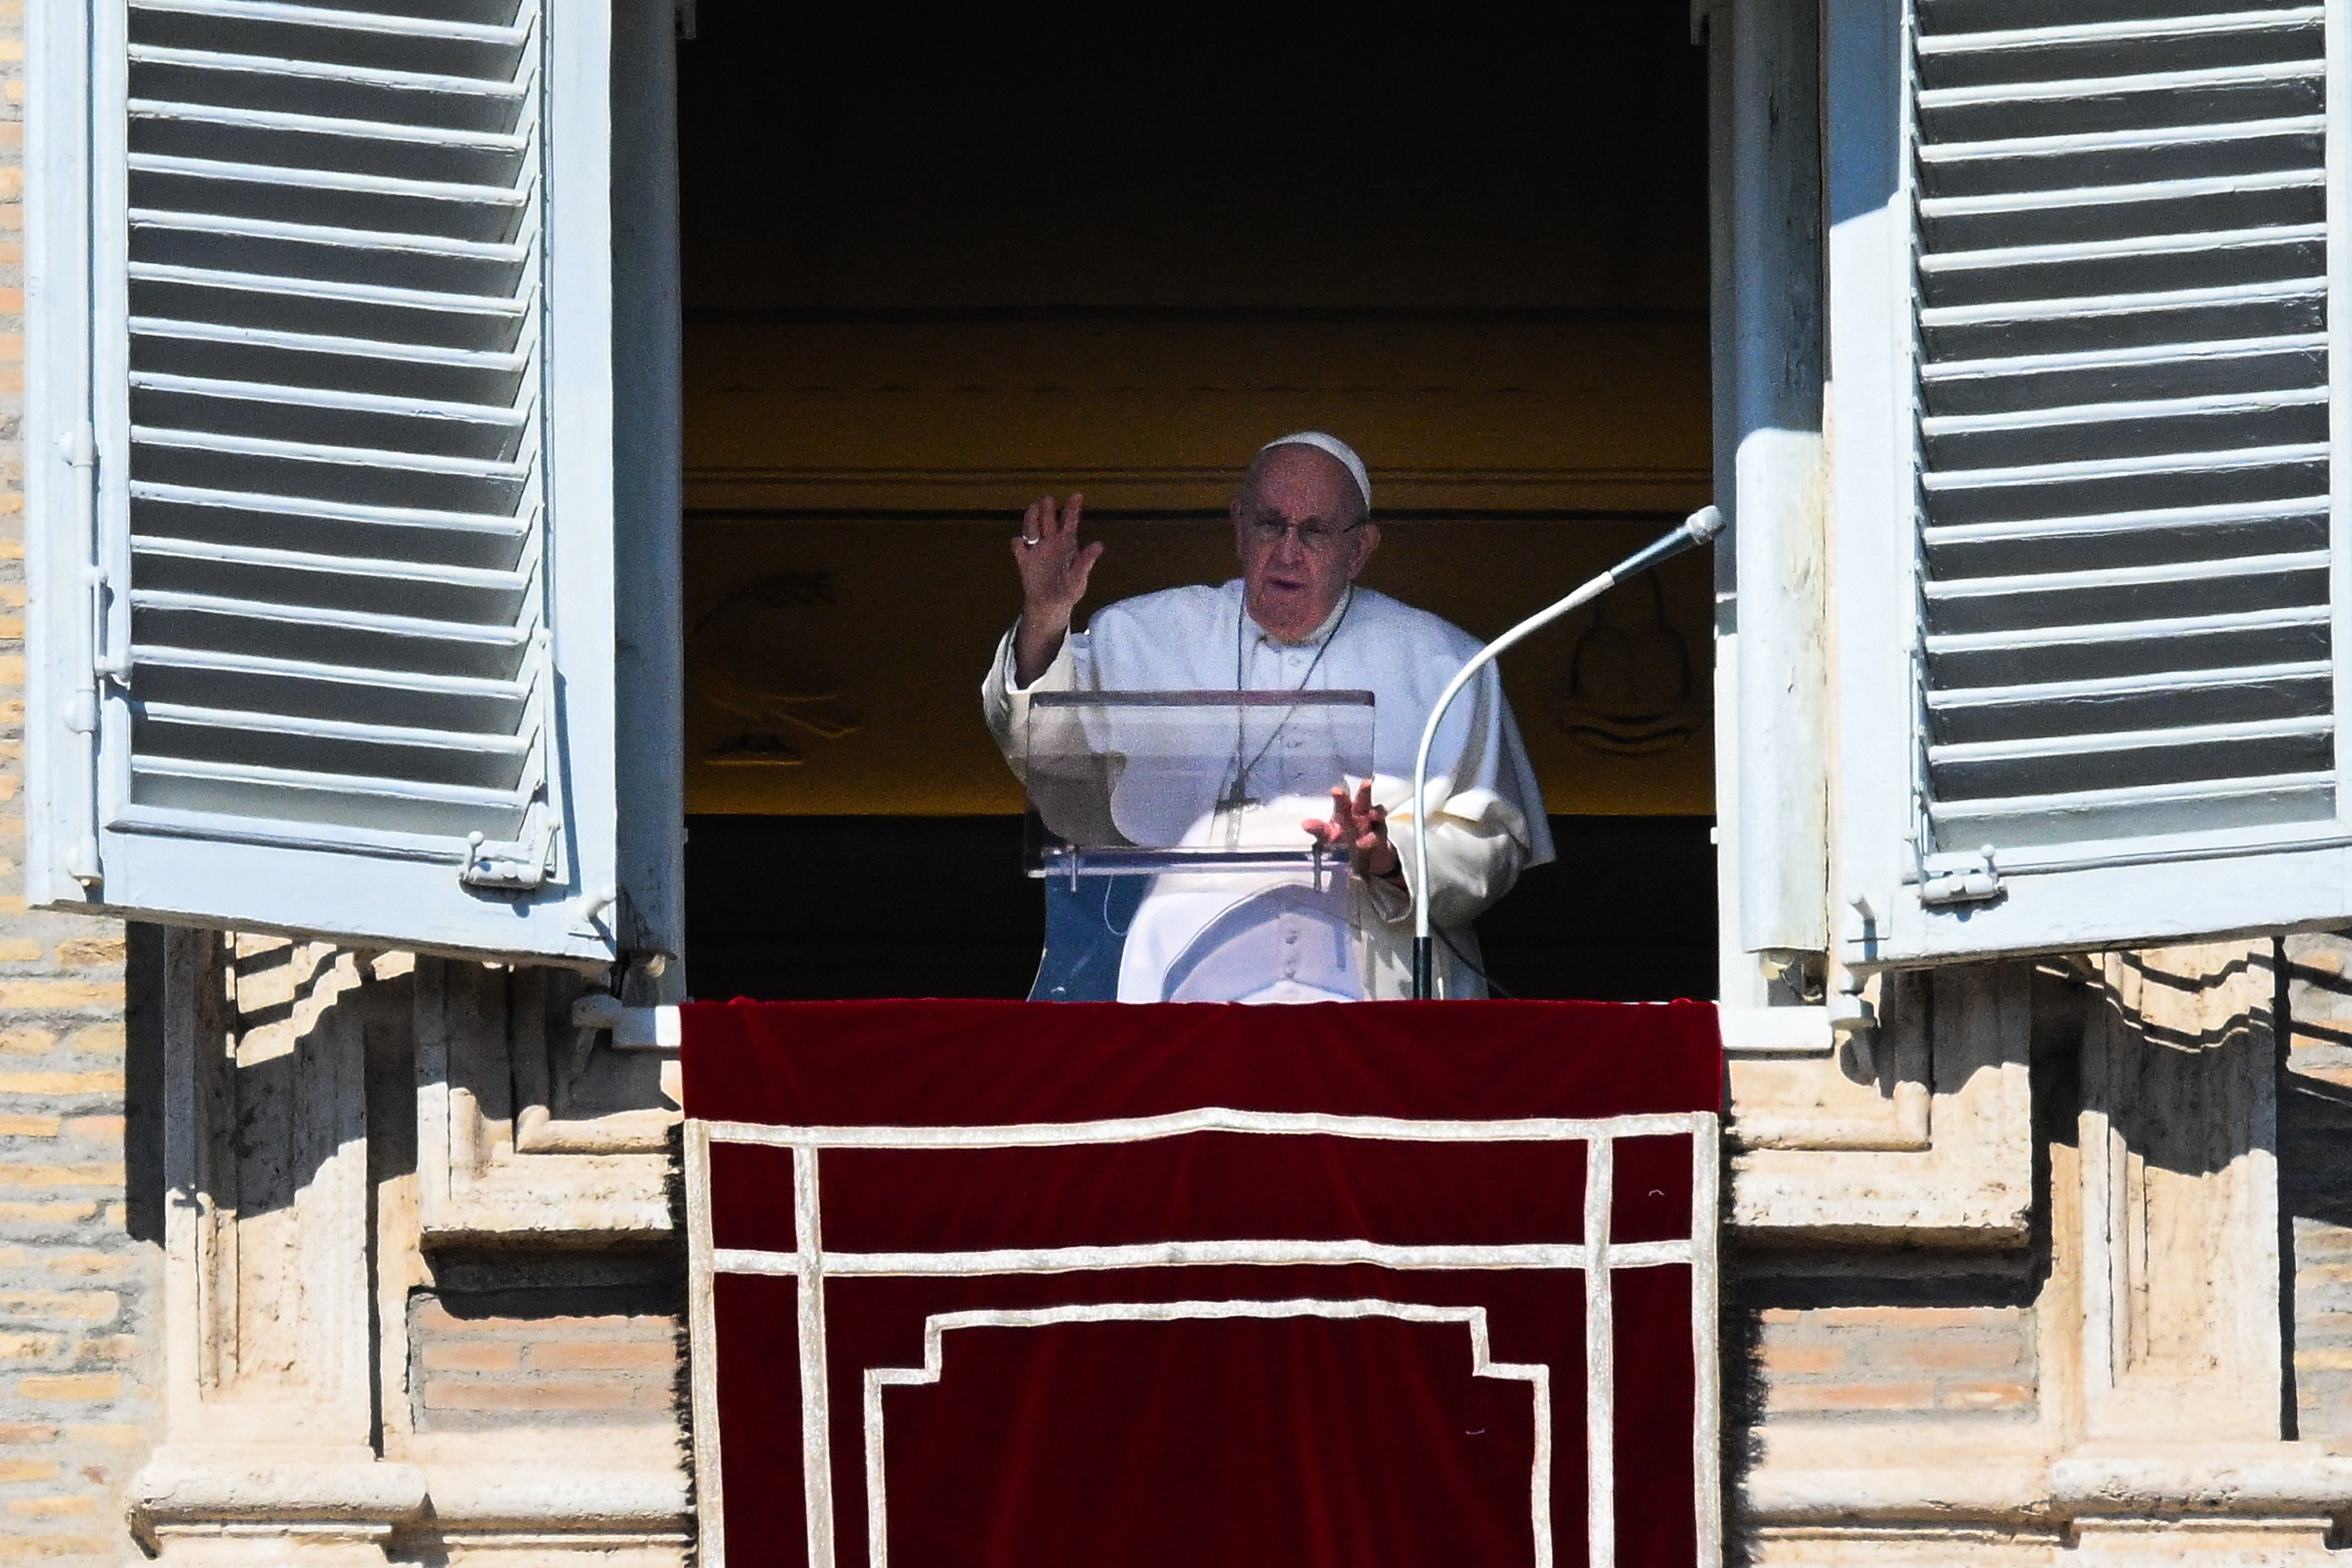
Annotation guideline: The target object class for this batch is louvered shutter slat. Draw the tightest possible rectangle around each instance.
[1923,495,2325,541]
[1926,659,2334,738]
[1927,775,2336,831]
[1909,0,2340,860]
[113,0,558,862]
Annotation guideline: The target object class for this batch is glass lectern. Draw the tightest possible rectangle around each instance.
[1022,690,1377,1003]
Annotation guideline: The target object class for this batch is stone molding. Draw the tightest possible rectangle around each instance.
[415,959,677,1240]
[1730,965,2034,1243]
[417,1463,691,1531]
[132,933,688,1568]
[131,1451,691,1556]
[132,1451,427,1537]
[1746,1441,2352,1532]
[1736,945,2319,1560]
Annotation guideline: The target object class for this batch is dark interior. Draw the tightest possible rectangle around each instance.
[676,8,1708,314]
[685,816,1716,1002]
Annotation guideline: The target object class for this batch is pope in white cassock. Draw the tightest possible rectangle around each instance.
[982,432,1553,1001]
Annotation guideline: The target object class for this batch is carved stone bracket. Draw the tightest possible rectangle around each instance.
[416,959,678,1241]
[2071,943,2283,1446]
[1730,964,2034,1243]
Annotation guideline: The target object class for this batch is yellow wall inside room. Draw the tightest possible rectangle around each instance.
[683,315,1710,518]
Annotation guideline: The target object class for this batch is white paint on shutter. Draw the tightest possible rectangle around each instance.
[1825,0,2352,963]
[1911,0,2335,864]
[26,0,647,961]
[114,0,564,885]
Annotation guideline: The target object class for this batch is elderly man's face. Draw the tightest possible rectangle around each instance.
[1231,446,1381,642]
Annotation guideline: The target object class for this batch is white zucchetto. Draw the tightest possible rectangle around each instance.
[1258,430,1373,517]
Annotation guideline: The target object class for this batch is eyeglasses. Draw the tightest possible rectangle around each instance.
[1242,513,1365,554]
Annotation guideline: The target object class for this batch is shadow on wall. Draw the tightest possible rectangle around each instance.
[2281,936,2352,1230]
[125,923,165,1245]
[683,815,1716,1003]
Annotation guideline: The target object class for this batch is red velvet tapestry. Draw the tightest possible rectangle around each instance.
[682,999,1724,1568]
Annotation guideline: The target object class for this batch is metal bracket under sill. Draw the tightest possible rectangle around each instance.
[571,995,681,1050]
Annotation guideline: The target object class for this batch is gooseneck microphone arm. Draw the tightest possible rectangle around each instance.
[1408,504,1727,1000]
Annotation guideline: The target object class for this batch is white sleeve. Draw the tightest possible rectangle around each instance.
[1362,655,1546,931]
[981,623,1085,775]
[1365,783,1533,931]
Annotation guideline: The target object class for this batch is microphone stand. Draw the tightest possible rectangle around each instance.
[1409,504,1727,1000]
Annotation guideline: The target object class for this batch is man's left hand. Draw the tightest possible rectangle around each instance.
[1304,782,1401,883]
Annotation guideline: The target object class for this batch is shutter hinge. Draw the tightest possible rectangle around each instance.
[460,802,560,890]
[63,429,128,686]
[62,422,105,890]
[1919,845,2003,907]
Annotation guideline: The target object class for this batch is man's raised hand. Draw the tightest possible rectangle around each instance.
[1012,494,1105,685]
[1304,782,1401,882]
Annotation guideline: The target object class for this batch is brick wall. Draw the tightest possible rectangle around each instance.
[0,7,159,1553]
[408,1255,681,1434]
[1754,1304,2036,1420]
[1730,1254,2042,1428]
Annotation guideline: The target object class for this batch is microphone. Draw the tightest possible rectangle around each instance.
[1409,504,1726,1000]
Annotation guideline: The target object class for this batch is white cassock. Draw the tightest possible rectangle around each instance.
[983,580,1553,1001]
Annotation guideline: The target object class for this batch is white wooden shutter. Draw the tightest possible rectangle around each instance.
[26,0,663,962]
[1829,0,2352,965]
